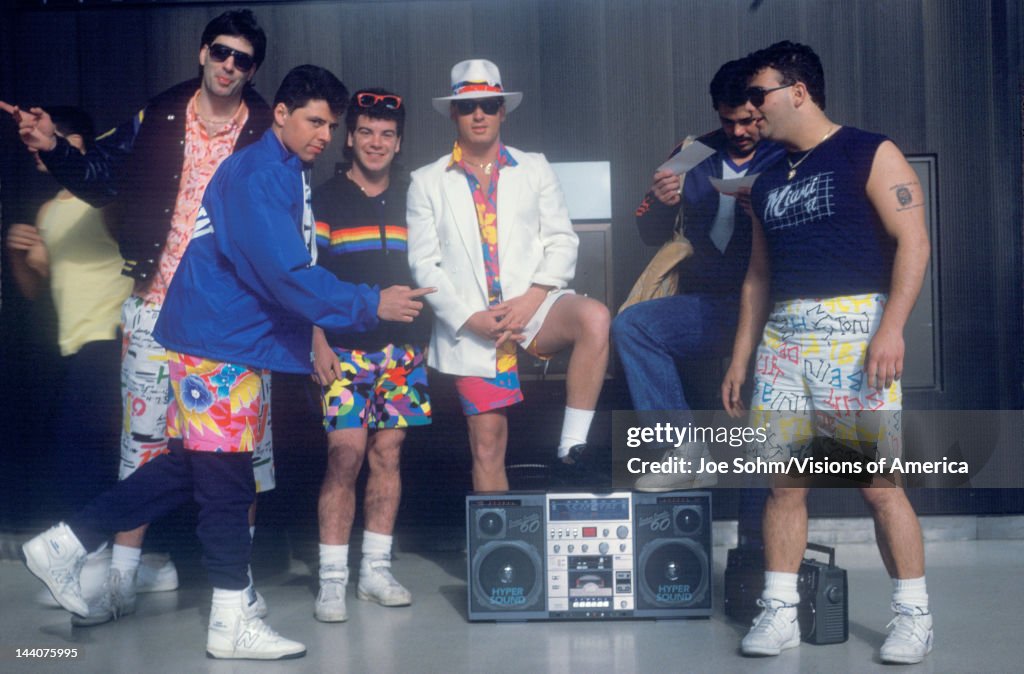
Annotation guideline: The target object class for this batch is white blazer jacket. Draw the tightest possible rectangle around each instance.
[406,146,578,377]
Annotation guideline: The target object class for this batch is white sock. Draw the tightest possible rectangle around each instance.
[763,571,800,605]
[110,544,142,574]
[892,576,929,612]
[361,531,393,564]
[558,407,595,457]
[211,587,247,607]
[319,544,349,575]
[249,526,255,541]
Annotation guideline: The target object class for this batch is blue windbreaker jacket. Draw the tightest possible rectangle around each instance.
[153,129,380,373]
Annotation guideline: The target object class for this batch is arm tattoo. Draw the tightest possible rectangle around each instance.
[890,181,923,212]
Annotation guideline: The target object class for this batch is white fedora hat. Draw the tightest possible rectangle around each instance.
[432,59,523,115]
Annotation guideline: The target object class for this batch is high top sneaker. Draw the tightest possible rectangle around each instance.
[357,557,412,607]
[22,523,89,616]
[135,553,179,593]
[740,598,801,656]
[72,566,138,626]
[880,603,933,664]
[314,565,348,622]
[37,545,111,608]
[206,589,305,660]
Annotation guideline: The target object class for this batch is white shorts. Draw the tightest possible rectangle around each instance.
[748,294,902,463]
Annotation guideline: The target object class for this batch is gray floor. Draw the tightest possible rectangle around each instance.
[1,538,1020,674]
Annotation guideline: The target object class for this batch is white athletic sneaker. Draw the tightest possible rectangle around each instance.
[314,565,348,622]
[206,592,305,660]
[880,603,934,664]
[71,567,138,627]
[634,442,719,492]
[22,523,89,616]
[136,554,179,593]
[357,558,412,607]
[740,598,801,656]
[36,546,111,608]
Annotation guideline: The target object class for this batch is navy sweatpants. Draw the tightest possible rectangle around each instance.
[69,439,254,590]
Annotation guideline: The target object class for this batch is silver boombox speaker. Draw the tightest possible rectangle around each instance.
[466,491,712,621]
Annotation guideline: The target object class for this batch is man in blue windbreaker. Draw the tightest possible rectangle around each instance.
[21,65,432,661]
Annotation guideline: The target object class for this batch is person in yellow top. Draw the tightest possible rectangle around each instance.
[5,105,134,600]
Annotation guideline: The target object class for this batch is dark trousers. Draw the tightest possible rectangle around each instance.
[56,339,121,514]
[69,440,254,590]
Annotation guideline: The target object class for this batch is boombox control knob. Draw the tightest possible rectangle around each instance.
[582,544,589,553]
[599,543,609,555]
[603,528,610,537]
[616,526,629,539]
[826,585,842,603]
[554,545,560,554]
[568,545,575,553]
[619,543,626,552]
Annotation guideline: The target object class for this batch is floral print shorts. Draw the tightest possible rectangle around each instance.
[166,351,269,454]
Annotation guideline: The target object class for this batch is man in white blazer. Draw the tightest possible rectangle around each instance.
[407,59,611,492]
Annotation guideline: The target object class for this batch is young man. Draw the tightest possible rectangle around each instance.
[21,65,432,660]
[614,58,784,490]
[720,41,932,664]
[310,88,430,622]
[1,9,273,623]
[407,59,611,492]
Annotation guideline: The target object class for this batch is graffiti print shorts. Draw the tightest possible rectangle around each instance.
[748,294,902,464]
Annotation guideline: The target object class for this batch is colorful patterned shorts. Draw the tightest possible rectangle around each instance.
[120,299,274,490]
[749,294,902,462]
[321,344,431,431]
[166,351,271,456]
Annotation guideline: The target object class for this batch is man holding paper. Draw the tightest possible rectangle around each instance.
[614,57,783,490]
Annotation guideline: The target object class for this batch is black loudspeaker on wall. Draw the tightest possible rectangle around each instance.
[466,491,712,621]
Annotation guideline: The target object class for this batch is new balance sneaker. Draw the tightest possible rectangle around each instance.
[880,603,933,664]
[71,567,137,626]
[634,442,718,492]
[357,558,412,607]
[22,523,89,616]
[36,545,111,608]
[740,598,801,656]
[136,553,179,593]
[206,592,305,660]
[314,565,348,622]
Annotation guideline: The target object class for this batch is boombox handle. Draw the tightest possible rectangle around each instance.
[804,542,836,567]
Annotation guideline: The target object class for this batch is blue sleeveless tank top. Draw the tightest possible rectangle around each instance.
[750,126,896,300]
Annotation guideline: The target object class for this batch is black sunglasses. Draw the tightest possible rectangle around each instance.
[454,98,504,116]
[356,92,403,110]
[208,43,256,73]
[744,83,794,107]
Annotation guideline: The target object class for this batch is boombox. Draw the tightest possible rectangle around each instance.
[466,491,712,621]
[724,542,848,645]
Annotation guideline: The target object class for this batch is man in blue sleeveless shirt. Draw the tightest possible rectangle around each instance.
[721,42,933,664]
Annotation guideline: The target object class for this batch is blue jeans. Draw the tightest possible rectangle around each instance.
[612,294,739,425]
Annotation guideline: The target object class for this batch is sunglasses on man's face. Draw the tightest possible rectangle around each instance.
[744,83,794,107]
[356,93,403,110]
[454,98,504,116]
[207,43,255,73]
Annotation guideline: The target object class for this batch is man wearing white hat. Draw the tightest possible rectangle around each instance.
[407,59,611,491]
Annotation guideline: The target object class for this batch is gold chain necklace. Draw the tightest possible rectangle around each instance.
[787,126,839,180]
[469,161,494,176]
